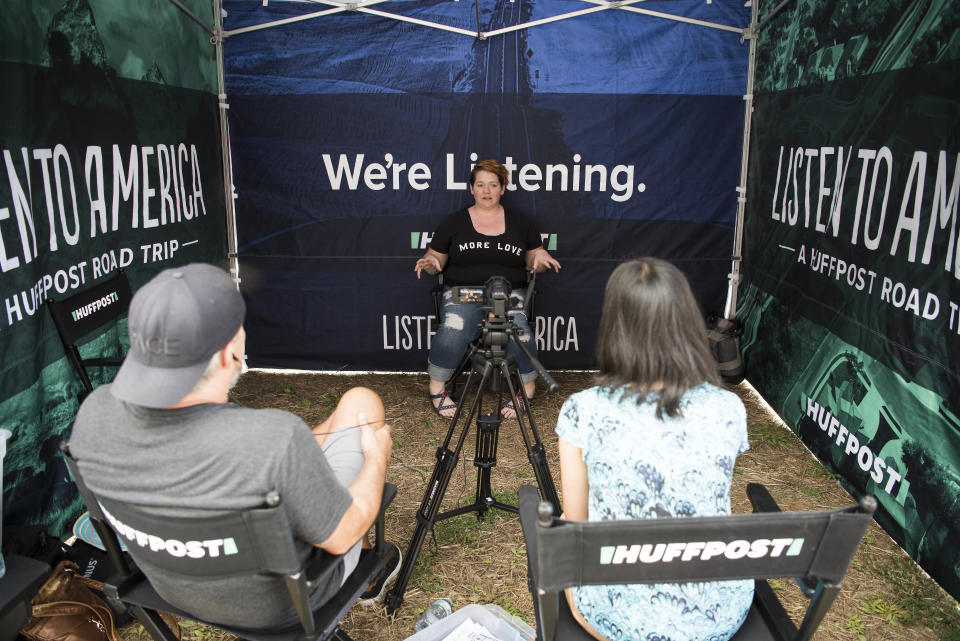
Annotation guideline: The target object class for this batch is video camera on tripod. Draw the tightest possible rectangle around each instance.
[449,274,557,392]
[450,274,512,308]
[451,275,525,353]
[384,272,561,614]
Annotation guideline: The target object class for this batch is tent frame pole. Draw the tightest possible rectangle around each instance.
[222,0,745,40]
[485,1,649,38]
[170,0,215,34]
[578,0,744,34]
[212,0,240,285]
[724,0,759,319]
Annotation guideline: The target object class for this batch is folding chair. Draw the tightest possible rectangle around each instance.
[46,269,132,401]
[519,483,876,641]
[61,443,399,641]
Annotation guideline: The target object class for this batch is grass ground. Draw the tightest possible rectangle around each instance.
[120,371,960,641]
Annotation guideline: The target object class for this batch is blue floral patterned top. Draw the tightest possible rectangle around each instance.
[555,383,754,641]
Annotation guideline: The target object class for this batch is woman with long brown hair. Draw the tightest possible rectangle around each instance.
[555,257,753,641]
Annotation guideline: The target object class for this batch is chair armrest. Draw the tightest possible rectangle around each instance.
[524,269,538,320]
[518,486,545,583]
[431,274,445,330]
[380,483,397,513]
[519,485,562,641]
[103,567,150,609]
[306,482,398,583]
[747,483,825,597]
[746,483,782,513]
[304,551,344,586]
[753,579,800,640]
[375,483,397,555]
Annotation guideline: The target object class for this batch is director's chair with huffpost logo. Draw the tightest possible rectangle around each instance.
[46,269,132,402]
[61,442,399,641]
[519,483,876,641]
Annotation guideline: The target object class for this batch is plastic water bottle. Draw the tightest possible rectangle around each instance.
[414,598,452,632]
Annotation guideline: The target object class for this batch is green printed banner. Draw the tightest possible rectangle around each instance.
[0,0,226,537]
[739,0,960,597]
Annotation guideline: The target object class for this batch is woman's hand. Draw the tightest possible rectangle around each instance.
[527,247,562,273]
[414,250,446,279]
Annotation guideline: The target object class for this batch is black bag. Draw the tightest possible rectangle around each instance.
[706,315,745,384]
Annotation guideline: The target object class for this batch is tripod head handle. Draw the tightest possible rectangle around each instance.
[509,326,559,393]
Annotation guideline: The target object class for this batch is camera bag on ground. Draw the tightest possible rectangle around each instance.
[20,560,122,641]
[20,559,180,641]
[706,315,745,384]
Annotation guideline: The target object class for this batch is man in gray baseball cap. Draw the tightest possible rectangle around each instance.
[110,262,246,408]
[69,263,399,629]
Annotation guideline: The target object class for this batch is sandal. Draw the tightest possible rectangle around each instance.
[500,391,529,419]
[429,390,457,418]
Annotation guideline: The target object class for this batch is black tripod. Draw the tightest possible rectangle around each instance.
[384,281,560,614]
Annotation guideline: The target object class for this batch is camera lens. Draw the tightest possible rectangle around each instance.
[484,275,511,301]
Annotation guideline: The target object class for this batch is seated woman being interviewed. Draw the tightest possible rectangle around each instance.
[414,158,561,419]
[556,257,753,641]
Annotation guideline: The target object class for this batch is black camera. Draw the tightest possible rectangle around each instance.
[449,276,516,350]
[451,276,513,316]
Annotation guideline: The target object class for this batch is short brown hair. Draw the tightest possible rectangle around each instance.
[470,158,509,188]
[594,258,719,418]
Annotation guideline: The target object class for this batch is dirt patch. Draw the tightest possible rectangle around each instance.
[120,371,958,641]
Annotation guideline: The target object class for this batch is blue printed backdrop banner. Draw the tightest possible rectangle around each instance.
[223,0,751,370]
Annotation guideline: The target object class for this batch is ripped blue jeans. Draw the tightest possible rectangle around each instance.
[427,287,537,384]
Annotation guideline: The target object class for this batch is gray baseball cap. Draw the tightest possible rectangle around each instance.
[111,263,246,408]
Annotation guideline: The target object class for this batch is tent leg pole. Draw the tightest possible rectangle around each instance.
[725,0,759,320]
[212,0,240,284]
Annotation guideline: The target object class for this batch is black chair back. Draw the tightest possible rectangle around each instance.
[519,484,876,641]
[92,494,302,578]
[62,442,397,641]
[47,269,132,398]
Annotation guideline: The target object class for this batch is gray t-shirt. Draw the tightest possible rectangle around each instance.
[69,385,353,629]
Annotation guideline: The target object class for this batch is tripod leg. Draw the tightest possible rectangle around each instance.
[446,339,481,401]
[385,445,457,614]
[499,361,561,513]
[473,412,501,520]
[385,364,491,614]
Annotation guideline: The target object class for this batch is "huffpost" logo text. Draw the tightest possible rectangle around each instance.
[71,291,120,322]
[600,538,805,564]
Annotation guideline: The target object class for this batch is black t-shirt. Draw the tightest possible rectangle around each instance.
[430,208,542,287]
